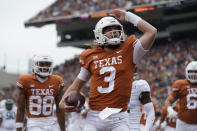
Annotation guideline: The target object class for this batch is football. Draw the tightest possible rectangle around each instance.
[65,90,85,108]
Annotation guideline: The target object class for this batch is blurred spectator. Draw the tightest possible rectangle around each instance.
[29,0,171,22]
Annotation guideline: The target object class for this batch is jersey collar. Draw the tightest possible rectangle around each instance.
[35,75,48,83]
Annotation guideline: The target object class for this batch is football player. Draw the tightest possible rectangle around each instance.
[139,102,157,131]
[165,61,197,131]
[16,54,65,131]
[59,9,157,131]
[0,99,17,131]
[127,72,155,131]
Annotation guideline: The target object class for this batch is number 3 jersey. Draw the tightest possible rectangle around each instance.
[79,35,137,112]
[171,79,197,124]
[16,74,64,118]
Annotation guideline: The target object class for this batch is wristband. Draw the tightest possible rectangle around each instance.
[125,12,142,26]
[16,122,24,128]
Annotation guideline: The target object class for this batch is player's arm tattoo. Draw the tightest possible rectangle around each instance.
[139,91,151,105]
[56,87,66,131]
[16,88,26,131]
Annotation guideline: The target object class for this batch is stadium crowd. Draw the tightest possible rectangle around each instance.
[54,38,197,110]
[30,0,168,21]
[1,38,196,110]
[140,39,197,108]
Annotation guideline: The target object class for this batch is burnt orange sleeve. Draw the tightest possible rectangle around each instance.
[125,35,137,49]
[79,50,90,71]
[56,75,65,89]
[16,75,26,91]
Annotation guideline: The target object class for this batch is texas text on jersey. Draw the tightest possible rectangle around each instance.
[17,74,64,118]
[80,35,137,112]
[171,79,197,124]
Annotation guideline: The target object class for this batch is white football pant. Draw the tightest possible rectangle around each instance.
[176,119,197,131]
[164,125,176,131]
[83,110,130,131]
[27,123,60,131]
[140,124,155,131]
[0,127,16,131]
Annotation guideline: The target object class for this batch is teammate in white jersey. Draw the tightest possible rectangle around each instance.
[128,73,155,131]
[0,99,17,131]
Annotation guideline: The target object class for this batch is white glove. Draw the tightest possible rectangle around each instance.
[154,119,160,128]
[160,121,167,129]
[167,106,177,118]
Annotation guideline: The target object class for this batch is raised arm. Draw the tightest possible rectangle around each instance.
[109,9,157,64]
[110,9,157,50]
[16,88,26,131]
[137,19,157,50]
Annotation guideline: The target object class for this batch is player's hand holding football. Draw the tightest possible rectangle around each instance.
[60,90,85,112]
[59,96,78,112]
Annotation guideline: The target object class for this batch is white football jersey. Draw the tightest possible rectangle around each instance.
[127,79,150,129]
[0,105,17,130]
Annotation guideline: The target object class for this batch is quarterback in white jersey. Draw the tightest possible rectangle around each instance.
[128,79,155,131]
[0,99,17,131]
